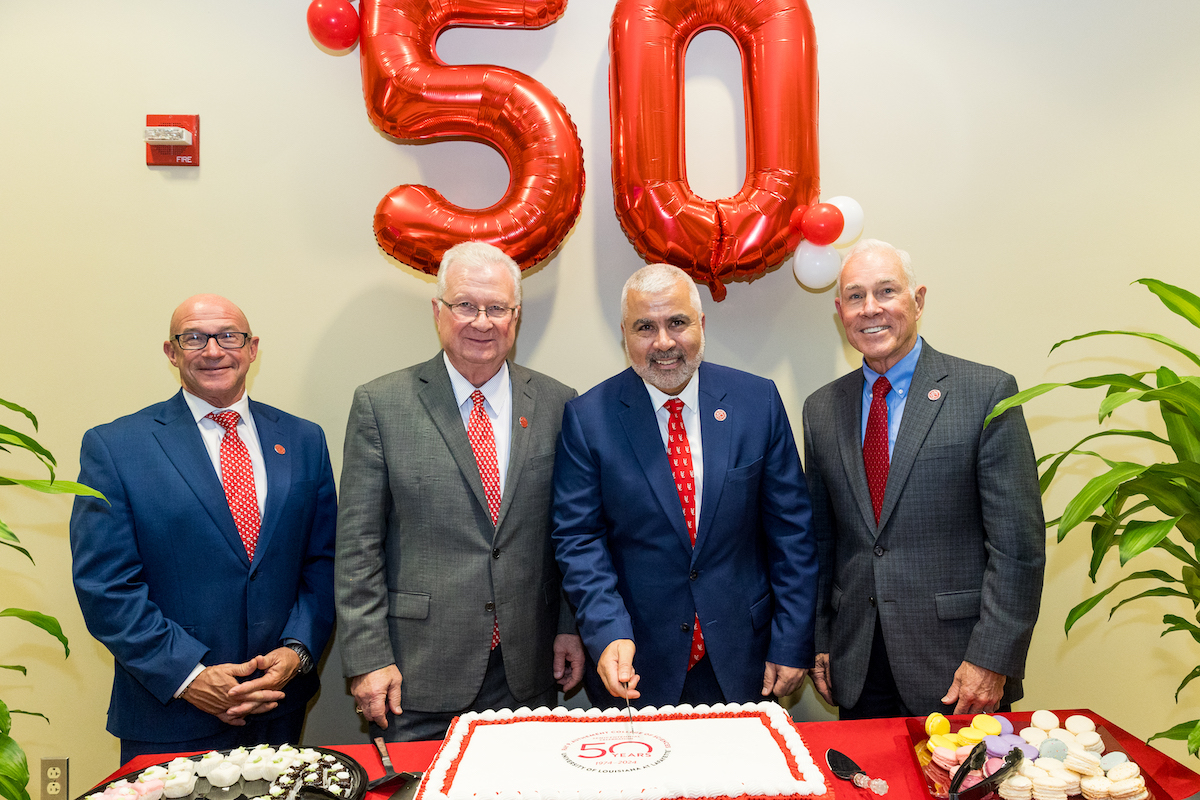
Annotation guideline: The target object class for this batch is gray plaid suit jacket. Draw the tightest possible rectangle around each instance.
[801,341,1045,713]
[335,354,576,712]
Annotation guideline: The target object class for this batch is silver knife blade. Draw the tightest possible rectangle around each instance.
[622,681,634,733]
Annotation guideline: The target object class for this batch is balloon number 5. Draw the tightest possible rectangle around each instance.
[610,0,819,301]
[359,0,585,275]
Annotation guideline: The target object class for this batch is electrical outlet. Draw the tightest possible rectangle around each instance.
[41,757,68,800]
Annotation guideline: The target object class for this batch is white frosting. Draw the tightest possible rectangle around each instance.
[416,702,826,800]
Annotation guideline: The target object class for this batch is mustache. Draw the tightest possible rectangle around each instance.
[647,348,686,365]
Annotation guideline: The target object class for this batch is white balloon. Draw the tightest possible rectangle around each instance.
[793,241,842,289]
[825,195,865,247]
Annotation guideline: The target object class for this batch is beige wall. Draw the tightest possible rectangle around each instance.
[3,0,1199,790]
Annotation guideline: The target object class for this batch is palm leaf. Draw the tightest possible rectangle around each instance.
[1109,587,1191,618]
[1051,329,1200,370]
[984,375,1154,427]
[1118,516,1184,564]
[0,478,105,500]
[1058,462,1148,539]
[0,399,36,430]
[1137,278,1200,330]
[1064,569,1177,633]
[1163,614,1200,644]
[0,610,68,656]
[1177,666,1200,701]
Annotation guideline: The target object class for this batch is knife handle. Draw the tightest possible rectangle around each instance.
[852,773,888,795]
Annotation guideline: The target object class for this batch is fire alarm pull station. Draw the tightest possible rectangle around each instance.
[145,115,199,166]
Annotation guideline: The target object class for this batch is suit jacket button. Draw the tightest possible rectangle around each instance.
[680,622,691,632]
[492,548,501,559]
[485,601,496,612]
[689,570,698,581]
[873,545,885,557]
[868,596,877,607]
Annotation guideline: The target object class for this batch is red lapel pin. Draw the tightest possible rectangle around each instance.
[519,416,529,428]
[274,444,286,454]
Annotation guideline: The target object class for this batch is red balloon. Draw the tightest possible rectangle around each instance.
[786,204,809,253]
[308,0,360,51]
[800,203,844,246]
[359,0,584,275]
[610,0,819,301]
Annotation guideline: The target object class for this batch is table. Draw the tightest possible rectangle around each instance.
[97,709,1199,800]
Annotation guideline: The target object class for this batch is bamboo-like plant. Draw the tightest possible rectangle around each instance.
[1,398,104,800]
[986,278,1200,757]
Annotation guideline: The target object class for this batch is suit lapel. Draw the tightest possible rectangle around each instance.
[152,391,249,565]
[417,354,493,528]
[496,363,535,532]
[879,345,948,530]
[833,371,879,534]
[249,400,288,566]
[695,365,728,559]
[617,370,693,553]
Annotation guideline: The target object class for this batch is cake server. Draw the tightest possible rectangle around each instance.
[825,749,888,795]
[621,681,635,733]
[366,736,423,792]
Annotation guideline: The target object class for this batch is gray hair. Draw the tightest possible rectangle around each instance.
[837,239,917,297]
[437,241,523,305]
[620,263,703,321]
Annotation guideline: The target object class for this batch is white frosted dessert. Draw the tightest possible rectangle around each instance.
[415,701,827,800]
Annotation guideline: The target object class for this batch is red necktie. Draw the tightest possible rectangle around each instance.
[863,377,892,524]
[468,390,502,648]
[666,399,705,671]
[206,411,260,560]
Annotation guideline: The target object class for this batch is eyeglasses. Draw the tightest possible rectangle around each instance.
[173,332,252,350]
[439,300,517,321]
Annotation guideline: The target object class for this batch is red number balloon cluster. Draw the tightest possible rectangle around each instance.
[358,0,585,275]
[609,0,819,300]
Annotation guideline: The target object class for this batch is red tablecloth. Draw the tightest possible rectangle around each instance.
[98,709,1199,800]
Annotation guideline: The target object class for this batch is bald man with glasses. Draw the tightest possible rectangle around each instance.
[70,294,337,762]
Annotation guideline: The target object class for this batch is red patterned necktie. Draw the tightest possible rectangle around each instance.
[206,411,260,560]
[666,399,705,671]
[468,390,502,648]
[863,377,892,524]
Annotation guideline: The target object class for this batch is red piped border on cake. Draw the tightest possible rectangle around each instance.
[430,710,832,800]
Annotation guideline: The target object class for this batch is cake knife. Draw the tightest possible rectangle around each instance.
[621,681,634,733]
[825,749,888,795]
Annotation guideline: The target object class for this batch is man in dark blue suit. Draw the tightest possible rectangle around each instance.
[552,264,817,708]
[71,295,337,762]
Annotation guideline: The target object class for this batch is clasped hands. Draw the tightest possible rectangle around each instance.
[597,639,806,701]
[182,645,301,725]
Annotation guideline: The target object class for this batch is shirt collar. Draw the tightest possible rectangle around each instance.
[862,336,923,398]
[444,353,510,410]
[642,369,702,414]
[183,389,252,423]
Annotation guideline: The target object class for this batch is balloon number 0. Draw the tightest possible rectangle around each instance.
[359,0,820,300]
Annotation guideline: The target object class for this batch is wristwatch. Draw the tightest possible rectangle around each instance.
[286,642,314,674]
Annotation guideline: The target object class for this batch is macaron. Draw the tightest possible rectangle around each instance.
[1047,727,1078,745]
[1030,709,1060,731]
[1065,714,1097,735]
[984,735,1009,758]
[998,774,1033,800]
[1038,737,1069,761]
[1020,726,1049,746]
[994,714,1015,735]
[1105,761,1140,782]
[958,726,986,744]
[1075,730,1104,753]
[1079,775,1113,800]
[984,757,1005,776]
[1099,751,1128,771]
[926,712,951,736]
[972,714,1003,736]
[1017,742,1041,761]
[929,733,959,751]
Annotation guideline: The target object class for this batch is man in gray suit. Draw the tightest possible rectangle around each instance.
[335,241,584,742]
[802,239,1044,719]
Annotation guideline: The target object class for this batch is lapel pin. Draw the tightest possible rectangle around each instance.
[274,444,286,454]
[520,416,529,428]
[714,409,727,422]
[927,389,941,401]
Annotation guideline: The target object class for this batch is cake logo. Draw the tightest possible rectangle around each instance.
[561,730,672,773]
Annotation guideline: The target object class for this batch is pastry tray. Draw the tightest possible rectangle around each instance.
[903,716,1162,800]
[76,746,367,800]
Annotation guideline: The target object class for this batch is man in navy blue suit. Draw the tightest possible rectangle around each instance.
[71,295,337,762]
[551,264,817,708]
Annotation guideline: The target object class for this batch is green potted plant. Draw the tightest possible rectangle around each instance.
[1,397,104,800]
[986,278,1200,758]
